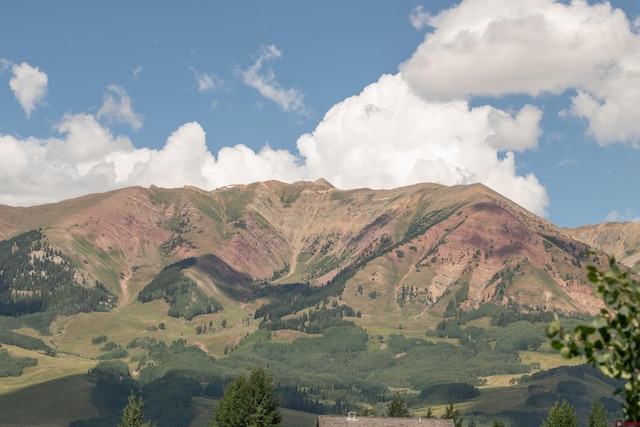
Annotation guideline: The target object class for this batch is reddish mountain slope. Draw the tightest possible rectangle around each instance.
[0,180,607,315]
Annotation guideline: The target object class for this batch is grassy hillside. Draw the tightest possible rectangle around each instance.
[0,372,98,427]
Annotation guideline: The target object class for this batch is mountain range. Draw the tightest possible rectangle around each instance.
[0,179,637,426]
[1,179,634,317]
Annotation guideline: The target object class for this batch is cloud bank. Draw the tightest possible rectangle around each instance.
[296,74,547,215]
[0,73,548,215]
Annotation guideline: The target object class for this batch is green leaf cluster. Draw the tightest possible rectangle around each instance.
[547,255,640,421]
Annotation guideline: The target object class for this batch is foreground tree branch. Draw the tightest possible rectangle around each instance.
[547,254,640,421]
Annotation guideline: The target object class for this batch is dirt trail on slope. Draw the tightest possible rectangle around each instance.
[395,262,413,312]
[117,273,132,310]
[395,244,431,320]
[284,194,322,280]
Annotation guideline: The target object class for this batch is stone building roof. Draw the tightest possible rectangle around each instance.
[316,414,455,427]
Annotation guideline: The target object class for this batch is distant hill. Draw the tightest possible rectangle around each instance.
[565,222,640,272]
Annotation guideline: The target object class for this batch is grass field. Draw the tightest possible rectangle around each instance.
[0,336,611,427]
[0,371,98,426]
[477,349,584,389]
[49,293,263,360]
[0,345,96,394]
[0,344,99,426]
[0,344,319,427]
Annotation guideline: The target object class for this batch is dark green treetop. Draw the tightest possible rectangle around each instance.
[588,400,609,427]
[441,399,463,427]
[212,365,282,427]
[386,393,411,417]
[541,400,577,427]
[118,391,155,427]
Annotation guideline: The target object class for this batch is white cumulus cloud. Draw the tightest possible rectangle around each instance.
[567,56,640,146]
[0,116,304,207]
[400,0,640,146]
[0,114,133,206]
[486,105,542,152]
[296,74,548,216]
[128,122,217,188]
[4,61,48,117]
[0,72,548,217]
[401,0,632,100]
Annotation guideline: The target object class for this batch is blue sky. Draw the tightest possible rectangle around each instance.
[1,1,639,228]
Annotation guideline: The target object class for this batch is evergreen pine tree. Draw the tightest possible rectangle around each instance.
[212,365,282,427]
[118,391,154,427]
[441,399,463,427]
[541,400,577,427]
[386,393,410,417]
[589,400,609,427]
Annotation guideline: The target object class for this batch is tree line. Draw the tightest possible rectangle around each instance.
[137,257,222,320]
[0,230,114,319]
